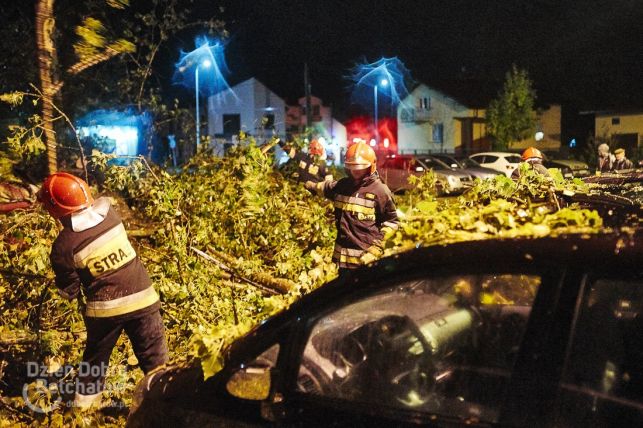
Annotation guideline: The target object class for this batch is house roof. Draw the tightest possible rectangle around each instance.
[580,109,643,117]
[407,75,559,110]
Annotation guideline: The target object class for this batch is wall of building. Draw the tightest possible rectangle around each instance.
[595,112,643,144]
[207,78,285,142]
[512,104,562,151]
[397,84,483,154]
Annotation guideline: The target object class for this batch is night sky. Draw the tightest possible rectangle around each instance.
[195,0,643,118]
[2,1,642,143]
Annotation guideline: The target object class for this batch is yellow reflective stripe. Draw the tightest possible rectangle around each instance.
[85,287,159,318]
[339,254,361,265]
[366,245,383,257]
[333,201,375,215]
[335,195,376,208]
[334,245,364,257]
[74,224,136,277]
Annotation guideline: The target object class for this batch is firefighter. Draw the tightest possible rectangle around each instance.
[281,139,333,184]
[305,142,399,272]
[511,147,552,179]
[37,172,168,409]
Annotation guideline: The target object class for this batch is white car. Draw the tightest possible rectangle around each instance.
[469,152,522,177]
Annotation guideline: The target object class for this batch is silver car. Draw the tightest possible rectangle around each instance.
[378,155,473,195]
[431,154,502,180]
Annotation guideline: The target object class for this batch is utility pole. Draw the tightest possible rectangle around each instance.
[304,63,312,130]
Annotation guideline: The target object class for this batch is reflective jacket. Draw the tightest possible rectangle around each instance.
[315,172,399,269]
[50,197,159,319]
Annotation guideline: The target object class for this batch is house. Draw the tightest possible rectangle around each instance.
[206,78,287,148]
[285,95,347,165]
[592,110,643,156]
[397,83,488,156]
[510,104,562,152]
[76,109,153,161]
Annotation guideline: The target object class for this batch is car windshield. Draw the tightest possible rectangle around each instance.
[434,155,462,168]
[418,157,451,170]
[459,158,481,168]
[505,155,522,163]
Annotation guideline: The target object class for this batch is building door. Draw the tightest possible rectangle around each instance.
[223,114,241,138]
[612,133,638,155]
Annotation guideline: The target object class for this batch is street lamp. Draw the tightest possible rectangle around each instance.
[374,78,389,145]
[195,59,212,148]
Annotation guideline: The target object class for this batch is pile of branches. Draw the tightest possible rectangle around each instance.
[0,141,617,426]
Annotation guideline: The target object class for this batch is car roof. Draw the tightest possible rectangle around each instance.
[231,230,642,357]
[470,152,521,157]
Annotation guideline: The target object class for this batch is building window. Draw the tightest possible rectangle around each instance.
[612,117,620,125]
[263,114,275,129]
[433,123,444,143]
[418,97,431,110]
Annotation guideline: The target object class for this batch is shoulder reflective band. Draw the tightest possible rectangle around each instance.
[85,286,159,318]
[73,224,137,277]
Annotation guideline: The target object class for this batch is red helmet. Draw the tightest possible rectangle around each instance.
[38,172,94,218]
[345,142,377,174]
[522,147,543,161]
[309,139,325,157]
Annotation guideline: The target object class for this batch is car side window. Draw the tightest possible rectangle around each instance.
[556,277,643,427]
[226,344,280,400]
[296,274,541,423]
[471,155,484,163]
[485,155,499,163]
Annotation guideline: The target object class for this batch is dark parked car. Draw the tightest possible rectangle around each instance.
[431,154,501,180]
[130,231,643,428]
[543,159,591,178]
[378,155,473,195]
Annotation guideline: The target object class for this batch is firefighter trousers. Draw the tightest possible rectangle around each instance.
[78,309,168,397]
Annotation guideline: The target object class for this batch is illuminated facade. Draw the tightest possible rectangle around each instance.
[593,110,643,156]
[76,109,152,161]
[207,78,287,145]
[397,84,488,156]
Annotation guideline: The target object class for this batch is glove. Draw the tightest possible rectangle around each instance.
[360,252,378,265]
[360,246,383,265]
[381,226,396,241]
[304,181,317,191]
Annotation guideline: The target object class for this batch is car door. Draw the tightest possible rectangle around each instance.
[553,271,643,427]
[282,267,563,427]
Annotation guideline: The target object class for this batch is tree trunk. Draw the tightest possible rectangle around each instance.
[35,0,59,174]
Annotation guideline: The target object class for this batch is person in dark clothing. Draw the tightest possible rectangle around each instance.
[305,142,399,272]
[613,148,634,171]
[281,139,333,184]
[511,147,552,180]
[38,172,168,409]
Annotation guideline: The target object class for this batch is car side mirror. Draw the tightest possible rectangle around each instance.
[226,366,272,400]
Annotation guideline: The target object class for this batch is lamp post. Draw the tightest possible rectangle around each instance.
[373,78,388,145]
[195,59,212,148]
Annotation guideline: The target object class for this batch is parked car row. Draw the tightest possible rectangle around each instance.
[377,155,474,195]
[374,150,594,195]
